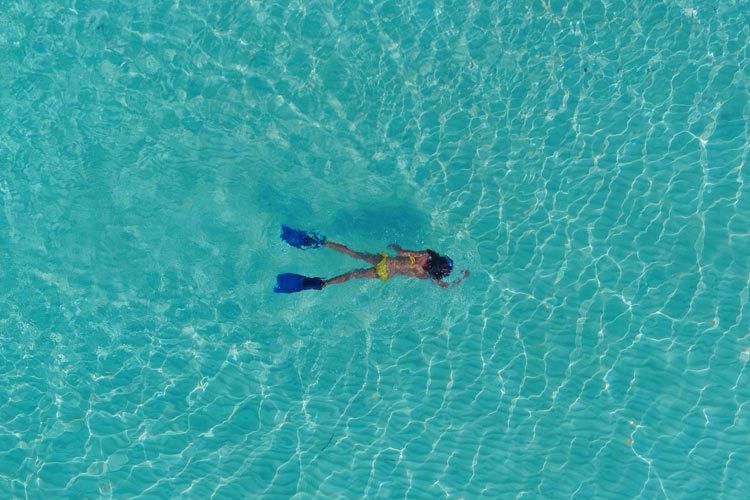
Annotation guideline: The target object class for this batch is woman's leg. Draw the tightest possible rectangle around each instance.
[325,241,380,265]
[324,267,378,286]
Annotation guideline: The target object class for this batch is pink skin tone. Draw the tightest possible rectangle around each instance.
[322,242,470,287]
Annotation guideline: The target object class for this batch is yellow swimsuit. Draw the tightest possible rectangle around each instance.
[375,252,389,281]
[375,253,416,281]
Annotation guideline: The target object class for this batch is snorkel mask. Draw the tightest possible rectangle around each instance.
[426,251,453,280]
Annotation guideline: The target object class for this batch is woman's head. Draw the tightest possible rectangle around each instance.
[426,250,453,280]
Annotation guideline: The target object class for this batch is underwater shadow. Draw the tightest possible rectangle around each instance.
[329,204,431,246]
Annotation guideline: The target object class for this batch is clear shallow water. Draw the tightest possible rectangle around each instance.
[1,0,749,497]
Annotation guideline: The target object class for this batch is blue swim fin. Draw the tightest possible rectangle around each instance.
[280,225,326,249]
[274,273,325,293]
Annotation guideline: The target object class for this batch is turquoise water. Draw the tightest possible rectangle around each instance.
[1,0,749,497]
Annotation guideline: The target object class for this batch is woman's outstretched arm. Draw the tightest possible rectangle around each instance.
[387,244,429,257]
[432,270,470,288]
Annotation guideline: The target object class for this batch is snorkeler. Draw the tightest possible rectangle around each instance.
[274,225,469,293]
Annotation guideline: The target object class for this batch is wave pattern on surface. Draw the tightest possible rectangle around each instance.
[1,0,749,497]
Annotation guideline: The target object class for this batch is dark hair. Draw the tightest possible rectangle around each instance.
[426,250,453,280]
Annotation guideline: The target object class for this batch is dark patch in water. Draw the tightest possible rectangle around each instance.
[329,204,431,246]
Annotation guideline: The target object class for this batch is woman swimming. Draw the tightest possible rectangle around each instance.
[274,225,469,293]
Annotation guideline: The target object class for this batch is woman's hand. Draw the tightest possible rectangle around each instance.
[388,243,405,254]
[450,270,470,287]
